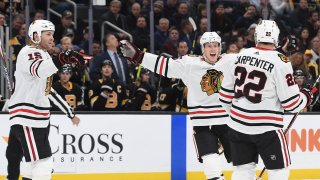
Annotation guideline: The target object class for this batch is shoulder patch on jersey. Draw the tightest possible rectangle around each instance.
[200,69,223,96]
[277,53,289,63]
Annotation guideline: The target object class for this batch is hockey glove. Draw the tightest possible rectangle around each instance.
[118,40,144,65]
[66,50,85,67]
[300,85,318,106]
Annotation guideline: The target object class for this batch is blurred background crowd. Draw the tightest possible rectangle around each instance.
[0,0,320,112]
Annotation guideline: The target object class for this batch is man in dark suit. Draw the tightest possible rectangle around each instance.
[90,33,131,86]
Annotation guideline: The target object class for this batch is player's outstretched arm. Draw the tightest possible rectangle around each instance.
[48,88,79,125]
[118,40,186,79]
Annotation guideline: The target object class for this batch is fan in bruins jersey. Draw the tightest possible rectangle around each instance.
[90,59,128,111]
[52,64,84,110]
[127,68,156,111]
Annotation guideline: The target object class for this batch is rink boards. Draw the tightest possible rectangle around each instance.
[0,113,319,180]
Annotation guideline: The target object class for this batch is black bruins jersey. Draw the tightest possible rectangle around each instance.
[127,82,156,111]
[157,83,182,111]
[90,78,128,111]
[52,81,82,110]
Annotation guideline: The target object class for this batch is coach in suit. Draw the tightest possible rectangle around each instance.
[90,33,130,86]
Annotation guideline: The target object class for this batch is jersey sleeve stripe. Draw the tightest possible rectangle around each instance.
[221,87,234,93]
[230,109,283,121]
[50,90,73,118]
[159,56,166,75]
[219,92,234,99]
[30,60,43,78]
[281,94,299,104]
[164,57,169,77]
[35,60,44,78]
[29,60,38,77]
[154,55,161,73]
[219,98,232,104]
[285,99,304,112]
[282,94,300,108]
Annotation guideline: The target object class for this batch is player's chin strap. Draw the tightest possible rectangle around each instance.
[256,75,320,180]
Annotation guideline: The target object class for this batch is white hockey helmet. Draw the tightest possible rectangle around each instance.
[254,20,280,46]
[28,20,55,44]
[200,32,221,48]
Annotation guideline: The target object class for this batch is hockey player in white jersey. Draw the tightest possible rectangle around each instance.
[6,20,84,180]
[219,20,317,180]
[119,32,234,180]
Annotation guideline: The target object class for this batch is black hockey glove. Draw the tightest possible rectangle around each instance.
[65,50,85,67]
[55,50,84,66]
[118,40,144,65]
[300,85,318,106]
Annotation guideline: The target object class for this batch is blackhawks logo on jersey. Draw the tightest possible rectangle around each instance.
[200,69,223,96]
[278,53,289,63]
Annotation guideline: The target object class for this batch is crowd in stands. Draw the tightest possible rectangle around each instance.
[1,0,320,112]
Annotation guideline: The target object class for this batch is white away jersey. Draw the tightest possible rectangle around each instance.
[142,53,235,126]
[8,46,73,127]
[219,47,308,134]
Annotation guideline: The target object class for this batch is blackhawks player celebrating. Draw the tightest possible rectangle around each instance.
[119,32,235,180]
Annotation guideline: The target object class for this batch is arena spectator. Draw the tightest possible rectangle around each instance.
[289,0,310,29]
[297,27,310,53]
[100,0,128,39]
[197,17,208,36]
[310,36,320,64]
[54,10,76,44]
[234,35,245,52]
[269,0,292,16]
[52,64,84,111]
[153,1,165,29]
[234,4,260,33]
[90,59,128,111]
[128,68,156,111]
[179,18,195,52]
[245,23,257,48]
[304,49,318,82]
[154,18,170,52]
[12,13,24,37]
[226,42,239,54]
[171,2,189,30]
[290,52,311,81]
[177,40,189,58]
[211,3,233,37]
[131,16,150,51]
[9,23,26,62]
[126,2,141,31]
[305,10,320,39]
[90,33,130,85]
[33,9,45,21]
[162,27,180,57]
[163,0,178,20]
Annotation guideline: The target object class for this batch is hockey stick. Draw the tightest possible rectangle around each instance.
[0,40,12,92]
[257,75,320,180]
[188,17,198,54]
